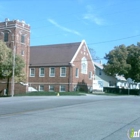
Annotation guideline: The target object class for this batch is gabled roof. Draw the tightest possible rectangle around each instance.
[94,62,103,69]
[94,62,126,81]
[30,42,81,67]
[116,75,126,81]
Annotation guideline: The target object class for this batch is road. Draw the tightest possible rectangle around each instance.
[0,95,140,140]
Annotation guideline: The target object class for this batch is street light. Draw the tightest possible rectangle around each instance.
[11,43,16,97]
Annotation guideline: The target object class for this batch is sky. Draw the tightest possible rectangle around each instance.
[0,0,140,63]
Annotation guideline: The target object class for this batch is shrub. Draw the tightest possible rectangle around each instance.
[103,87,140,95]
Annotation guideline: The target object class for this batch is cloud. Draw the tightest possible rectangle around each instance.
[48,19,81,36]
[83,5,105,25]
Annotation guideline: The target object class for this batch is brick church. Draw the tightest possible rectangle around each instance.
[0,19,95,94]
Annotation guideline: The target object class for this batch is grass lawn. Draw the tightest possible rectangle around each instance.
[91,92,121,96]
[14,91,86,96]
[92,92,139,96]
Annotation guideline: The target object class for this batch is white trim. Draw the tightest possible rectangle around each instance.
[16,24,30,30]
[39,67,45,77]
[84,40,95,69]
[89,71,92,79]
[75,68,79,78]
[81,57,88,74]
[39,85,44,91]
[30,68,35,77]
[0,25,30,32]
[59,85,66,92]
[49,67,55,77]
[70,40,84,63]
[21,34,25,43]
[21,50,24,56]
[49,85,55,92]
[29,82,70,84]
[60,67,66,77]
[70,40,94,70]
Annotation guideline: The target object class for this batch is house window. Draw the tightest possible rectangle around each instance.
[81,57,87,74]
[99,69,102,75]
[60,85,66,92]
[83,45,86,51]
[39,68,45,77]
[49,85,55,92]
[21,50,24,56]
[75,68,79,78]
[30,68,35,77]
[21,35,25,43]
[39,85,44,91]
[89,71,92,79]
[49,67,55,77]
[4,32,8,42]
[60,67,66,77]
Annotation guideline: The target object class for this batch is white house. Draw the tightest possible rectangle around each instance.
[93,62,127,91]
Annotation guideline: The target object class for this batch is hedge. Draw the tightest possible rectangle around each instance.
[103,87,140,95]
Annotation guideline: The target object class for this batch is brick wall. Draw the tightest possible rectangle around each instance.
[71,42,94,91]
[28,42,95,93]
[29,84,69,93]
[0,82,26,95]
[29,66,70,92]
[0,19,30,92]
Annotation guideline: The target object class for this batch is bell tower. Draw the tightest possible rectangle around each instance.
[0,18,30,92]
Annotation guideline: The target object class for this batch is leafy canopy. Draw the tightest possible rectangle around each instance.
[0,40,25,82]
[104,43,140,82]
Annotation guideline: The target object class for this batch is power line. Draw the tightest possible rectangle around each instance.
[31,34,140,46]
[87,34,140,45]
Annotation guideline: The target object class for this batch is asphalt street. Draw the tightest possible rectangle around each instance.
[0,95,140,140]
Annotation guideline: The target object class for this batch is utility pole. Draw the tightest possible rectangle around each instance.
[11,45,16,97]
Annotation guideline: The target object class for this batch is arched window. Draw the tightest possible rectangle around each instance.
[4,32,8,42]
[21,34,25,43]
[81,57,87,74]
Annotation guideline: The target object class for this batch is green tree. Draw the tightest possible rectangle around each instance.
[126,44,140,81]
[104,43,140,82]
[0,41,11,78]
[104,44,131,77]
[0,41,25,96]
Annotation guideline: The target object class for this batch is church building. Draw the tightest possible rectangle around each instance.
[0,19,95,94]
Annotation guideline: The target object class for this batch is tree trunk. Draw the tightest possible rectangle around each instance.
[6,77,10,96]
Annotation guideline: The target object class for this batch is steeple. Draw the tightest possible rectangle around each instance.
[0,18,31,91]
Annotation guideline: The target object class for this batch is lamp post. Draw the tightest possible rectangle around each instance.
[11,44,16,97]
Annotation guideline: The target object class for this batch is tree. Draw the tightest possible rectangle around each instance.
[127,44,140,81]
[0,41,11,78]
[89,48,100,61]
[0,41,25,96]
[104,45,131,76]
[104,43,140,82]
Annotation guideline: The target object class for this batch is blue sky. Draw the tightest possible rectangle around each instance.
[0,0,140,63]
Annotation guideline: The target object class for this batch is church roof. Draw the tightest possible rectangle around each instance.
[30,42,81,67]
